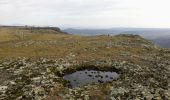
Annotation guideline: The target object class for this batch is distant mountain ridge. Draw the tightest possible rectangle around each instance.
[63,28,170,48]
[0,25,60,30]
[0,25,68,34]
[63,28,170,37]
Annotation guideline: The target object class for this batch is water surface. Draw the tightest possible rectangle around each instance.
[64,70,119,88]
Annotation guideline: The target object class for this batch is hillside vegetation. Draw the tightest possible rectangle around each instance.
[0,26,169,100]
[0,27,159,61]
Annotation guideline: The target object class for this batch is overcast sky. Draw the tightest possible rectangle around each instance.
[0,0,170,28]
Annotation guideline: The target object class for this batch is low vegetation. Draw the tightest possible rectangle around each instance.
[0,26,169,100]
[0,27,157,61]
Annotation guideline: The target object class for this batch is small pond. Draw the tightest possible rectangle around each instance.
[64,70,120,88]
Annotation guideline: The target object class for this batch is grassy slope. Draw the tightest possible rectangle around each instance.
[0,27,159,63]
[0,27,170,100]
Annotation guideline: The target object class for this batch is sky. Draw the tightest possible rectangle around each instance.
[0,0,170,28]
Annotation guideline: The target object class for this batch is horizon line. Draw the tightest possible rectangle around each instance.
[1,24,170,30]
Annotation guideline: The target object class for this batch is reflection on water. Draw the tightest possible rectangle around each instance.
[64,70,120,88]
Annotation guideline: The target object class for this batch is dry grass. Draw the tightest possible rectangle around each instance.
[46,84,65,100]
[0,27,157,62]
[87,85,111,100]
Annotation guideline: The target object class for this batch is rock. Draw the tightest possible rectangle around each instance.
[0,86,8,93]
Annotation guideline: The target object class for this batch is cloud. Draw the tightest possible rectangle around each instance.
[0,0,170,28]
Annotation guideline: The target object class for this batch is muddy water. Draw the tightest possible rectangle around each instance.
[64,70,119,88]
